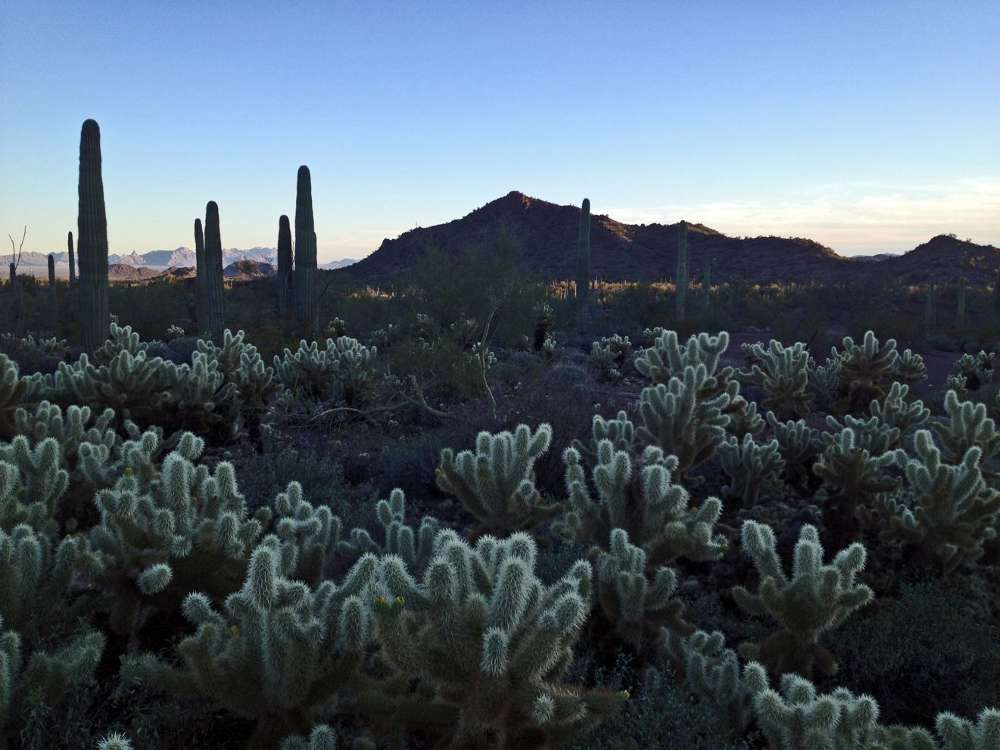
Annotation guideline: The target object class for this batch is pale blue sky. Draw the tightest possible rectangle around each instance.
[2,1,998,261]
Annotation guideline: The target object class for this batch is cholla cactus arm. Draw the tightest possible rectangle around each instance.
[726,397,765,440]
[878,430,1000,575]
[807,354,843,414]
[0,437,70,537]
[570,411,636,466]
[949,352,994,393]
[93,323,149,365]
[0,355,47,438]
[892,348,928,385]
[273,337,376,403]
[767,412,821,487]
[824,413,901,455]
[739,340,812,419]
[635,365,731,477]
[369,531,627,748]
[591,528,694,650]
[270,481,342,586]
[834,331,898,412]
[719,434,785,508]
[731,521,874,679]
[123,543,382,748]
[435,423,561,537]
[97,730,134,750]
[745,663,882,750]
[590,335,631,382]
[0,615,104,741]
[931,390,1000,470]
[14,401,117,469]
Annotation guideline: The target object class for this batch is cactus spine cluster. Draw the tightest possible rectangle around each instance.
[202,202,225,341]
[277,214,292,315]
[676,221,688,322]
[293,166,317,331]
[67,231,76,286]
[193,218,207,335]
[576,197,591,329]
[77,119,110,352]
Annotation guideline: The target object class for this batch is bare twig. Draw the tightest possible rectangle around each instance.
[309,375,449,423]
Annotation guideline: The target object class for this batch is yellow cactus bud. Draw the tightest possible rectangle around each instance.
[230,625,240,638]
[394,596,404,605]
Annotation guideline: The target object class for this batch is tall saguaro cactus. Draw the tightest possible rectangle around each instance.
[293,166,317,330]
[676,221,688,322]
[576,197,591,329]
[276,214,292,315]
[77,119,110,352]
[47,253,58,330]
[194,218,207,335]
[67,231,76,286]
[203,201,225,341]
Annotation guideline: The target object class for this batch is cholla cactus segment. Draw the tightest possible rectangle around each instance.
[273,337,376,403]
[656,628,756,738]
[165,324,185,341]
[199,329,279,411]
[823,413,901,455]
[892,348,928,385]
[591,528,693,648]
[97,731,133,750]
[878,430,1000,575]
[726,397,765,440]
[634,330,730,386]
[870,381,930,437]
[635,364,733,476]
[435,423,561,537]
[557,443,726,567]
[931,390,1000,470]
[339,488,440,575]
[281,725,344,750]
[122,543,381,746]
[740,340,812,419]
[571,410,637,465]
[55,350,172,421]
[807,354,843,414]
[814,427,901,507]
[767,412,821,484]
[0,614,105,741]
[719,434,785,507]
[370,530,627,748]
[89,442,270,639]
[14,401,117,466]
[745,663,882,750]
[731,521,874,679]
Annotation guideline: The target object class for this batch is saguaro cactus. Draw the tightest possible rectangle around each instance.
[294,166,317,330]
[67,231,76,286]
[676,221,688,322]
[48,253,58,330]
[203,202,225,341]
[194,218,207,335]
[78,119,110,352]
[576,197,591,329]
[277,214,292,315]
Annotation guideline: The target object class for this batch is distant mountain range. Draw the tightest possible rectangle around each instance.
[342,191,1000,286]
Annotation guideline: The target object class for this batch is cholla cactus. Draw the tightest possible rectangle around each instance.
[165,324,185,341]
[739,340,812,419]
[655,628,756,739]
[931,390,1000,470]
[122,542,381,749]
[14,401,117,467]
[832,330,898,412]
[97,731,133,750]
[950,351,995,392]
[0,437,70,536]
[282,725,378,750]
[634,330,730,386]
[590,334,631,382]
[732,521,874,679]
[93,323,149,365]
[558,443,726,567]
[436,423,560,538]
[877,430,1000,575]
[55,350,171,425]
[325,317,348,338]
[571,410,637,465]
[892,348,928,384]
[274,337,376,404]
[590,527,694,649]
[807,354,843,414]
[369,531,628,748]
[0,355,46,438]
[339,487,440,575]
[823,413,901,455]
[766,412,821,488]
[199,329,279,413]
[869,381,930,437]
[163,350,240,436]
[0,614,105,743]
[744,663,881,750]
[635,364,733,477]
[270,481,342,586]
[89,434,272,641]
[719,434,785,507]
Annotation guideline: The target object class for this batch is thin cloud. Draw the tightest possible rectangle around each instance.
[607,178,1000,255]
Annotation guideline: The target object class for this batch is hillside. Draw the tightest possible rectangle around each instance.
[342,191,999,286]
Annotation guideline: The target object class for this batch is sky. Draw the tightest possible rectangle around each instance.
[1,1,998,262]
